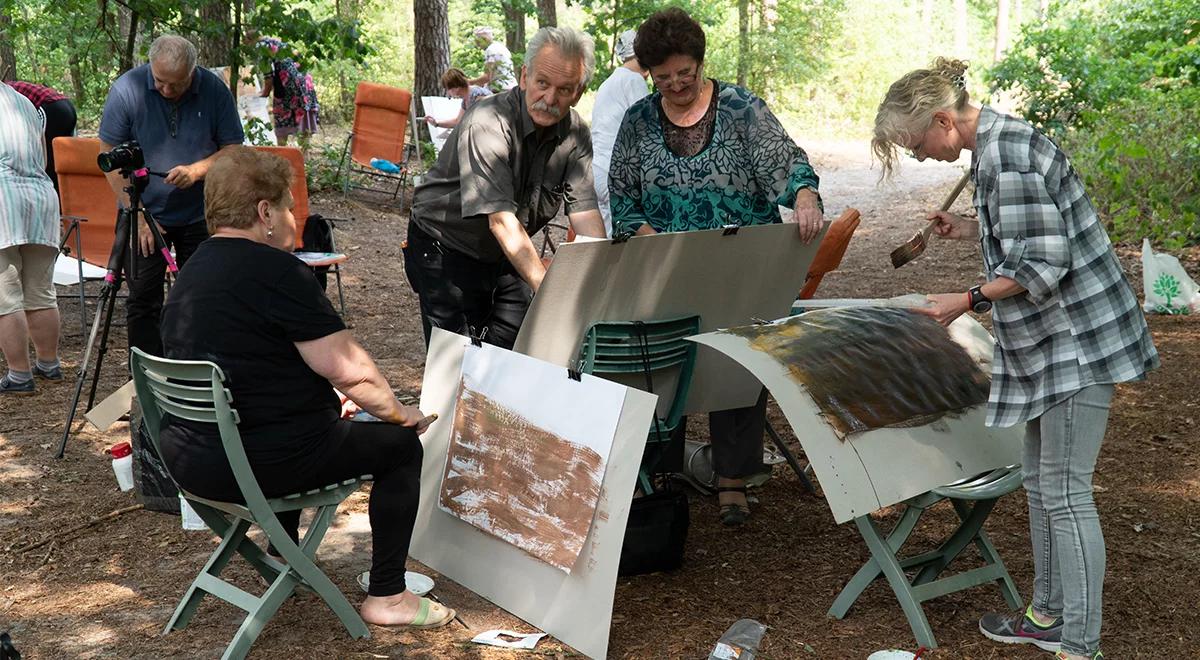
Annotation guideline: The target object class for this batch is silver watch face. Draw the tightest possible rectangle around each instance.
[973,299,993,313]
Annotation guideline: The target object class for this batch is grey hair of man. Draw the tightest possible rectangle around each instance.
[525,26,596,89]
[149,34,198,73]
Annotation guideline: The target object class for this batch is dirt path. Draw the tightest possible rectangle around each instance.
[1,141,1197,659]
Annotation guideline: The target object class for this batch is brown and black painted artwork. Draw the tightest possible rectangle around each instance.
[439,383,606,573]
[724,307,990,437]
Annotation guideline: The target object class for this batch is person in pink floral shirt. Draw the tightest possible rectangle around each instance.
[256,37,321,146]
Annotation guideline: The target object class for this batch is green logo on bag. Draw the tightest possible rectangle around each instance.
[1152,273,1190,315]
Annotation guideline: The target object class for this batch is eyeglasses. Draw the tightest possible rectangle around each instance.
[651,66,701,90]
[906,120,935,159]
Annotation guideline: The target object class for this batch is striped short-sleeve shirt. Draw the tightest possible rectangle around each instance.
[0,83,60,251]
[972,106,1159,427]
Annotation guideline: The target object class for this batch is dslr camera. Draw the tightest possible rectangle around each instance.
[97,141,144,173]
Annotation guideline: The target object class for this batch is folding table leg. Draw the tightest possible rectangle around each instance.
[765,423,816,494]
[828,505,925,619]
[950,499,1023,609]
[852,514,938,648]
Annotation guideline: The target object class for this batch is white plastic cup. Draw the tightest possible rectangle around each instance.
[179,494,207,531]
[109,442,134,492]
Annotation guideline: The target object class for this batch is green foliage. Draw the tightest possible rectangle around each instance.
[991,0,1200,246]
[1058,87,1200,247]
[989,0,1200,133]
[243,116,275,146]
[306,141,349,192]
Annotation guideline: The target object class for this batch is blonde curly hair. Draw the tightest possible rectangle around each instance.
[872,57,970,180]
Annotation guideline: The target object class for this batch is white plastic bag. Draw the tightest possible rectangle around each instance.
[1142,238,1200,315]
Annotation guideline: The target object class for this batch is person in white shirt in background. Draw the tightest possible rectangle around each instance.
[589,30,649,237]
[469,27,517,93]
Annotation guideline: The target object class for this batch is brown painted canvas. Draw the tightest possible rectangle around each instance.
[440,383,607,572]
[723,307,990,437]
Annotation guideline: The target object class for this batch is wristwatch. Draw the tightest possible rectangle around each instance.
[968,285,992,313]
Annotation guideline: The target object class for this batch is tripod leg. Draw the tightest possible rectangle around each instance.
[56,280,117,458]
[86,272,123,411]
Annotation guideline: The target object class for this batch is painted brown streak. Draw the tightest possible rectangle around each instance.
[440,382,605,572]
[725,307,991,437]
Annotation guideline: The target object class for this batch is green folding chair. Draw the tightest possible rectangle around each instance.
[577,316,700,494]
[130,348,372,660]
[828,466,1024,648]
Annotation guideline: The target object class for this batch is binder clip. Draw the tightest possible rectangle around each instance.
[468,327,488,347]
[722,224,740,236]
[567,360,583,382]
[611,231,634,244]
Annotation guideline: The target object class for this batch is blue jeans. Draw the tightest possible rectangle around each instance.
[1023,383,1114,657]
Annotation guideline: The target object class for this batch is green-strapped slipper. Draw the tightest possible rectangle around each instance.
[407,596,456,629]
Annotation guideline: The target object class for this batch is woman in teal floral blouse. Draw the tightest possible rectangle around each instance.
[610,8,823,526]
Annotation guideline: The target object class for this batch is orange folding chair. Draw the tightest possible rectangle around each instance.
[255,145,349,317]
[337,82,414,207]
[53,137,121,335]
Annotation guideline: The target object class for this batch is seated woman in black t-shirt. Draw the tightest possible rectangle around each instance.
[159,146,453,629]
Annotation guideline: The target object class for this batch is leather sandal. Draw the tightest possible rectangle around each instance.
[717,486,750,527]
[405,596,456,629]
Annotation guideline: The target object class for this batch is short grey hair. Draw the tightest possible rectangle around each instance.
[525,27,596,88]
[149,35,198,72]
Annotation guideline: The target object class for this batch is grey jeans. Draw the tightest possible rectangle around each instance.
[1022,383,1114,657]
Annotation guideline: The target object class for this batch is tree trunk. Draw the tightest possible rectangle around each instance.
[336,0,359,119]
[121,10,139,74]
[503,1,524,54]
[953,0,969,58]
[414,0,450,141]
[0,10,16,80]
[198,0,231,66]
[68,50,86,106]
[736,0,749,87]
[536,0,556,28]
[993,0,1010,62]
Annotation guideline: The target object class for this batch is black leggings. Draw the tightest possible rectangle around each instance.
[169,419,423,597]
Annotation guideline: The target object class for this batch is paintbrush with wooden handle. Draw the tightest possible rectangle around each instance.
[889,170,972,269]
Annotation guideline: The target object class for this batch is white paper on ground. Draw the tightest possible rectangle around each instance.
[54,254,107,286]
[514,222,823,414]
[688,313,1022,523]
[410,329,657,660]
[472,630,548,649]
[85,380,135,430]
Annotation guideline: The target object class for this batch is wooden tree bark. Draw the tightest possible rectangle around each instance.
[68,50,85,106]
[503,1,524,54]
[414,0,450,140]
[536,0,556,28]
[198,0,231,66]
[953,0,969,58]
[120,9,139,74]
[736,0,749,87]
[993,0,1010,62]
[0,10,17,80]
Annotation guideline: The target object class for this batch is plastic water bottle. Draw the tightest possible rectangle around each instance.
[108,442,134,492]
[708,619,767,660]
[179,494,207,531]
[369,157,401,174]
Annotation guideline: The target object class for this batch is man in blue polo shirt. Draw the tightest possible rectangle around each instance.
[99,34,244,355]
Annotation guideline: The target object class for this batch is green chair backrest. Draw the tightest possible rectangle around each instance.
[577,315,700,442]
[129,348,273,515]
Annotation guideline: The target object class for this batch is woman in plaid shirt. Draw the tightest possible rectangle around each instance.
[871,59,1158,660]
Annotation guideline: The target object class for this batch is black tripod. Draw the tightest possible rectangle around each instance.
[56,167,176,458]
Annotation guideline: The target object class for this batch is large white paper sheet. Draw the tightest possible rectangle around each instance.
[439,343,626,572]
[420,96,463,155]
[410,329,657,659]
[54,254,106,286]
[513,223,823,414]
[689,313,1022,523]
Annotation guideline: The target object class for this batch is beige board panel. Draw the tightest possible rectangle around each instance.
[513,222,823,414]
[410,328,657,660]
[689,313,1022,524]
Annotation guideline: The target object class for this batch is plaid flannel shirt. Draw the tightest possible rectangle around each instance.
[972,106,1159,428]
[3,81,67,109]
